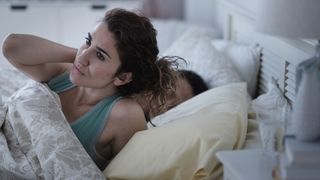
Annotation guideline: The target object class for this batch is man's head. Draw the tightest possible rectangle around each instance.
[179,70,209,96]
[167,70,208,109]
[136,70,208,120]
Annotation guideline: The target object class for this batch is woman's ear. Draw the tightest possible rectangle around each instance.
[114,72,132,86]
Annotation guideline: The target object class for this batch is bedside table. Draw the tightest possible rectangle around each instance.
[217,149,277,180]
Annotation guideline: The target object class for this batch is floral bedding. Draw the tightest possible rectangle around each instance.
[0,79,105,179]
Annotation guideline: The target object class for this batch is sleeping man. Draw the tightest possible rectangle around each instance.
[170,70,209,109]
[134,69,209,123]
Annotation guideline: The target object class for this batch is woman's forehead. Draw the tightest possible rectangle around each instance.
[91,23,119,60]
[92,23,113,41]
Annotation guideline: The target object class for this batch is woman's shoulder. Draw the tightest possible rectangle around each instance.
[106,97,147,148]
[98,97,147,159]
[110,97,147,127]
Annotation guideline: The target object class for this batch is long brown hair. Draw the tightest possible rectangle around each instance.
[104,9,183,120]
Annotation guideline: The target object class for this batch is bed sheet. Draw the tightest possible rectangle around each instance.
[0,79,104,179]
[243,118,262,150]
[0,62,261,179]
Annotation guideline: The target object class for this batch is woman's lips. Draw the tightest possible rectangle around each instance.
[73,64,85,75]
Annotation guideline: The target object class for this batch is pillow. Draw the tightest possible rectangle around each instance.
[0,66,30,102]
[149,82,247,127]
[103,83,249,179]
[152,19,220,54]
[211,40,262,97]
[0,56,12,68]
[163,27,242,88]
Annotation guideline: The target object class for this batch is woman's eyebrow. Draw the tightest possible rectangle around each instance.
[89,32,111,59]
[88,32,92,40]
[96,46,111,59]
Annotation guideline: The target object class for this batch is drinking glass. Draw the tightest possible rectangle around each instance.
[256,109,286,157]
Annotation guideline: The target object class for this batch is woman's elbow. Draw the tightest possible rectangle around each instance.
[2,33,20,59]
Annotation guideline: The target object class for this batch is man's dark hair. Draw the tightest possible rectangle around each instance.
[179,70,209,95]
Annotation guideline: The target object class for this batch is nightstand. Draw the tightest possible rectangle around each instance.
[278,138,320,180]
[217,149,277,180]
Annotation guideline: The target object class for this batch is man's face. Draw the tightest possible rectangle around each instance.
[167,76,194,109]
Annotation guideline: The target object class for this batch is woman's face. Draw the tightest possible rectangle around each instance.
[70,23,121,89]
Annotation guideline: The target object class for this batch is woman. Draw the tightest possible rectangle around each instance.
[2,9,179,170]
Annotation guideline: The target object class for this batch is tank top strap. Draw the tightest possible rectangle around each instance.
[47,72,75,93]
[47,71,123,169]
[70,94,122,169]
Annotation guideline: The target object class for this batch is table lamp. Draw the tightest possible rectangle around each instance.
[255,0,320,141]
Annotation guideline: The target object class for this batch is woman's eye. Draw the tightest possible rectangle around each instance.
[96,51,105,61]
[85,37,91,46]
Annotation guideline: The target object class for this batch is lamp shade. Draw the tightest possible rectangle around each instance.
[255,0,320,38]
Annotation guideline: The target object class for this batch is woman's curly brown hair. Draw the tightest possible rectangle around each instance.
[104,9,183,120]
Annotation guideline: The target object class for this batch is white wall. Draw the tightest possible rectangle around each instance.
[184,0,218,27]
[142,0,185,19]
[0,1,142,68]
[225,0,258,14]
[184,0,259,36]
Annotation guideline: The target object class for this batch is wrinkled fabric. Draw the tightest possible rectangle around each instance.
[0,81,105,180]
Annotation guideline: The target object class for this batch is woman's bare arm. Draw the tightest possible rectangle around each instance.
[101,98,147,158]
[2,34,77,82]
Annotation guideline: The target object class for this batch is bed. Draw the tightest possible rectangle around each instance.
[0,0,316,179]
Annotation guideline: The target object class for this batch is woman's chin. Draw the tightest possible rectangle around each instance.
[69,73,81,86]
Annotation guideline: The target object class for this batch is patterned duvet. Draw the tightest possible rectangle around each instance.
[0,76,105,179]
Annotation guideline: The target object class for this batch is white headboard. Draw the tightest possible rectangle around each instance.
[217,0,317,105]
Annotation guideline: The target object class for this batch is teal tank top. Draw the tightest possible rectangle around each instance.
[47,72,122,170]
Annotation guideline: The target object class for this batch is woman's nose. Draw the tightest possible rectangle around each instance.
[78,48,91,66]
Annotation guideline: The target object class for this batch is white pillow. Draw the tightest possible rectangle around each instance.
[0,66,30,102]
[149,83,248,127]
[152,19,220,54]
[0,55,12,68]
[211,40,262,97]
[163,27,241,88]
